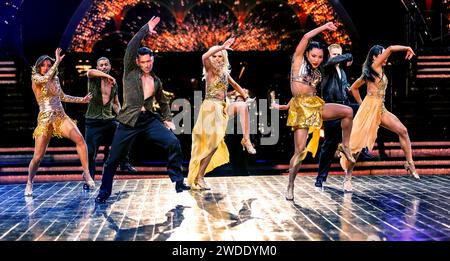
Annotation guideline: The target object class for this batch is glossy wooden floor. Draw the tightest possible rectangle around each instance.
[0,175,449,241]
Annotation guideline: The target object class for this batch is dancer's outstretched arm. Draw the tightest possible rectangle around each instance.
[270,100,290,110]
[293,22,337,63]
[87,69,116,85]
[202,37,234,70]
[373,45,415,70]
[228,76,250,101]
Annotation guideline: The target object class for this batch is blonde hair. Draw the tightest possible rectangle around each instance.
[202,47,231,80]
[328,44,342,53]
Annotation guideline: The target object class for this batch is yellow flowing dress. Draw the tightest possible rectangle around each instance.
[340,74,388,170]
[187,74,230,186]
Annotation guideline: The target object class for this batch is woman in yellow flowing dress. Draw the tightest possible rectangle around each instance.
[340,45,420,192]
[188,38,255,190]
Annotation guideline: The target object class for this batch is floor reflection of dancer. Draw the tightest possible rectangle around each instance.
[339,193,381,241]
[340,45,420,192]
[84,57,136,190]
[95,16,190,203]
[26,48,95,197]
[187,37,255,190]
[272,22,355,201]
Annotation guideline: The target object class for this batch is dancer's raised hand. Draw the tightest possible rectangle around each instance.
[147,16,160,34]
[55,48,65,63]
[405,47,415,60]
[322,22,337,31]
[221,37,235,51]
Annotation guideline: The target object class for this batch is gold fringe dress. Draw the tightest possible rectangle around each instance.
[340,74,388,170]
[287,59,324,161]
[187,74,230,185]
[31,62,84,139]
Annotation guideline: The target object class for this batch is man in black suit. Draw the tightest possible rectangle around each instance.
[315,44,376,188]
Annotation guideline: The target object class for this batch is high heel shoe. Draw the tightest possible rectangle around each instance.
[286,185,294,201]
[24,181,33,197]
[337,144,356,164]
[82,172,96,190]
[241,138,256,154]
[404,161,420,180]
[191,183,203,190]
[343,179,353,192]
[197,177,211,190]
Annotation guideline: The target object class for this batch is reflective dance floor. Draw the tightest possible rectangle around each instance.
[0,175,449,241]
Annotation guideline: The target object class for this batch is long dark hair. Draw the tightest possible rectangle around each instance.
[32,55,55,75]
[303,41,325,72]
[362,45,384,82]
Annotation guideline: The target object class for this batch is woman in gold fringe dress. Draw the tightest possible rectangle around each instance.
[188,38,255,190]
[284,22,356,201]
[26,48,95,197]
[340,45,420,192]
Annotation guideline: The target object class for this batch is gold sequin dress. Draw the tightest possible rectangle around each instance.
[187,73,230,186]
[287,59,324,160]
[340,74,388,170]
[31,62,84,139]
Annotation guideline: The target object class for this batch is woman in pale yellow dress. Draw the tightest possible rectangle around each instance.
[26,48,95,196]
[284,22,356,201]
[340,45,420,192]
[188,38,255,190]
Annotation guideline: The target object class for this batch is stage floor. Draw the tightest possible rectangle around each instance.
[0,175,449,241]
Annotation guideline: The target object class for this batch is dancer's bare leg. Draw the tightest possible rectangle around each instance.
[381,111,412,161]
[60,118,95,188]
[323,103,355,163]
[25,133,51,196]
[227,101,255,154]
[322,103,353,146]
[286,128,308,200]
[195,148,217,189]
[381,111,419,179]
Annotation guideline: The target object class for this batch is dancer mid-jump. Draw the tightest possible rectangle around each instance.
[340,44,420,192]
[284,22,355,201]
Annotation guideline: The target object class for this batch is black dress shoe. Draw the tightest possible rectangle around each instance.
[119,163,138,173]
[95,193,110,204]
[379,152,388,160]
[359,148,379,161]
[314,179,323,188]
[175,181,191,193]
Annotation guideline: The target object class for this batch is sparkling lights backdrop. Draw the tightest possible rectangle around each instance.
[446,0,450,31]
[69,0,352,53]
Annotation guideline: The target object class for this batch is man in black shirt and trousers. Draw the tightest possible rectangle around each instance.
[315,44,375,188]
[95,16,190,203]
[84,57,137,189]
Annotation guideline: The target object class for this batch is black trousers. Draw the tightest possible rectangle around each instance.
[85,118,131,179]
[316,103,359,182]
[99,112,184,197]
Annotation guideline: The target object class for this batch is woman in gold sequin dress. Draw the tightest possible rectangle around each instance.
[285,22,356,201]
[26,48,95,196]
[188,38,255,190]
[340,45,420,192]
